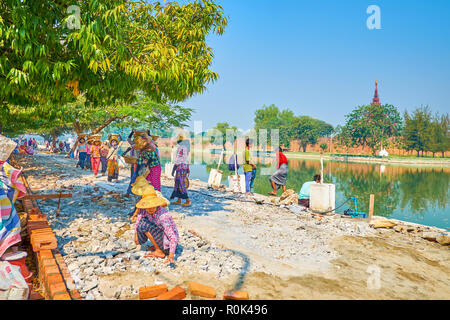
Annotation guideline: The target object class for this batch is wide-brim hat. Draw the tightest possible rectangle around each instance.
[135,184,169,209]
[136,195,168,209]
[93,140,102,146]
[132,182,155,196]
[131,176,153,196]
[109,137,119,145]
[151,135,160,141]
[177,134,185,141]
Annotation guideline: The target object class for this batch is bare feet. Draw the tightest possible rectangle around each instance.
[145,249,166,259]
[268,192,277,196]
[182,201,191,207]
[171,201,182,206]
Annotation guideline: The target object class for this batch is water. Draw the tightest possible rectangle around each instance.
[159,150,449,231]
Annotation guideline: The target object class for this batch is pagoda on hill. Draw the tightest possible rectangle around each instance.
[371,80,381,106]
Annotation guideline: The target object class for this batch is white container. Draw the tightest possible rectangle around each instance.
[165,162,174,177]
[228,175,246,194]
[310,183,336,213]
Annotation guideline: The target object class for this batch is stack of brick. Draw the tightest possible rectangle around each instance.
[139,282,249,301]
[20,178,82,300]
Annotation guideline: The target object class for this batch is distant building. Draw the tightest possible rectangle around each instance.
[371,80,381,106]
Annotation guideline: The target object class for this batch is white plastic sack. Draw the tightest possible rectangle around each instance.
[0,135,17,162]
[117,156,126,169]
[165,162,174,177]
[0,261,29,300]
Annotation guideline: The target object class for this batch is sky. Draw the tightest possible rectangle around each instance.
[177,0,450,132]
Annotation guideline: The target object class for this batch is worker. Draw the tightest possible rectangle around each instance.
[298,174,321,208]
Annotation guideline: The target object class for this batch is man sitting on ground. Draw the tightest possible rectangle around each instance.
[298,174,321,208]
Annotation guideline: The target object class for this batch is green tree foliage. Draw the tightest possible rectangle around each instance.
[254,105,332,150]
[291,116,333,152]
[402,107,434,157]
[254,105,295,147]
[340,104,402,155]
[0,0,228,134]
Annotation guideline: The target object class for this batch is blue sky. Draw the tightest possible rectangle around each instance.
[179,0,450,131]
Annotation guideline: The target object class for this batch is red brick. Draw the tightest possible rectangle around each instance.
[139,284,168,300]
[188,282,216,298]
[156,286,186,300]
[43,264,60,277]
[46,273,64,286]
[31,235,57,252]
[70,290,82,300]
[38,249,53,261]
[49,282,68,299]
[28,214,47,221]
[223,291,249,300]
[53,292,71,300]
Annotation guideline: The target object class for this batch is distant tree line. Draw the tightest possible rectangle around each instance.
[207,104,449,158]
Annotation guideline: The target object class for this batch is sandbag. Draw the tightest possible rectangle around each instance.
[0,261,29,300]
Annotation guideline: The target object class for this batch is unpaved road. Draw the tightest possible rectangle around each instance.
[15,153,450,300]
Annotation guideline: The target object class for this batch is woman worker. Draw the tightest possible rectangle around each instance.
[137,137,162,191]
[268,147,289,195]
[131,177,178,264]
[170,135,191,207]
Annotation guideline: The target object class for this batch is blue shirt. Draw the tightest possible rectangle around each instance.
[298,181,317,200]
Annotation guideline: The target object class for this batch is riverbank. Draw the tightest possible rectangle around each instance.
[158,146,450,166]
[285,152,450,166]
[14,152,450,300]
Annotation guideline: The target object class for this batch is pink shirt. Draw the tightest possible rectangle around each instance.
[85,144,91,155]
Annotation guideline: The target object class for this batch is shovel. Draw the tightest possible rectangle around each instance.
[208,149,224,188]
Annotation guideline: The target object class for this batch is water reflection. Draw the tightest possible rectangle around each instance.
[158,150,449,230]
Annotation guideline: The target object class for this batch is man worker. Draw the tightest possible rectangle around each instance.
[298,174,321,208]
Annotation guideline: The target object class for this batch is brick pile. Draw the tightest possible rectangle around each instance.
[139,282,249,301]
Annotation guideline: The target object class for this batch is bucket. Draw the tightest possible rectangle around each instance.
[2,251,33,280]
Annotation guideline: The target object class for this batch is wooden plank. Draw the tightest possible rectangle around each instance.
[368,194,375,221]
[21,194,73,200]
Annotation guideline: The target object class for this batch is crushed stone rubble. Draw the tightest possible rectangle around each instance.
[20,153,448,300]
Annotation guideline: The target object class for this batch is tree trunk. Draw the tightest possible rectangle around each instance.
[91,116,126,135]
[0,121,3,135]
[67,121,83,156]
[73,121,83,135]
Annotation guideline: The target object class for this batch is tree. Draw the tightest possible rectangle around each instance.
[429,113,449,158]
[291,116,320,152]
[320,143,328,153]
[1,0,228,132]
[402,107,433,157]
[340,104,402,155]
[254,105,295,148]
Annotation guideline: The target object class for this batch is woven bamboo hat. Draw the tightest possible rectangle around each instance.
[131,176,154,196]
[135,185,169,209]
[93,139,102,146]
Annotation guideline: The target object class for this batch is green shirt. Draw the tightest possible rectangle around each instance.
[243,148,253,172]
[298,181,316,200]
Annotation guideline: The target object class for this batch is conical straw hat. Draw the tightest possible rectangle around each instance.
[136,194,168,209]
